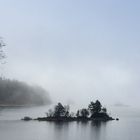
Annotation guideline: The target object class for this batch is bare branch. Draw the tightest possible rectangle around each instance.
[0,38,6,63]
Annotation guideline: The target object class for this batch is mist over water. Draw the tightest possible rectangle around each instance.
[0,78,51,106]
[0,106,140,140]
[0,0,140,139]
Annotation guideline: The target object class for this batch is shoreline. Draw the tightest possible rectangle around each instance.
[22,116,115,122]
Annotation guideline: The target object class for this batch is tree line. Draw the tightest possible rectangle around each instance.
[0,77,51,106]
[46,100,111,120]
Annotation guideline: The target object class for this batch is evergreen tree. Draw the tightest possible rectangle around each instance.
[53,103,66,118]
[88,100,102,116]
[76,110,80,117]
[80,108,89,118]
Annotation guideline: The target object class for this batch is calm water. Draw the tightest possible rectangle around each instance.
[0,106,140,140]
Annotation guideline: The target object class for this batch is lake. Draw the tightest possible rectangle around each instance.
[0,106,140,140]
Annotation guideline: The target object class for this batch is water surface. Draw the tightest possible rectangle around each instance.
[0,106,140,140]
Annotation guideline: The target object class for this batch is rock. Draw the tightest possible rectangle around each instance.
[116,118,119,121]
[22,116,32,121]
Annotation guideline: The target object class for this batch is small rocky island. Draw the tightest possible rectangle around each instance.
[22,100,116,122]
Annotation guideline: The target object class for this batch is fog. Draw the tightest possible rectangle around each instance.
[0,77,51,106]
[0,0,140,107]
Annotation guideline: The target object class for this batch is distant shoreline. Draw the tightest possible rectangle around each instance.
[0,104,25,107]
[0,104,47,107]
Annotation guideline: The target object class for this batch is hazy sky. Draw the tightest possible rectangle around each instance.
[0,0,140,106]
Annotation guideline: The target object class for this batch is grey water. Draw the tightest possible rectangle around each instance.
[0,106,140,140]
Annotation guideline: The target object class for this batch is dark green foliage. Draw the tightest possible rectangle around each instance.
[88,100,102,115]
[88,100,110,119]
[64,105,70,117]
[80,108,89,118]
[91,112,110,119]
[44,100,114,122]
[54,103,66,117]
[47,103,70,118]
[76,110,80,117]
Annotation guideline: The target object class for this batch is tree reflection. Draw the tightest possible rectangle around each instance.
[89,121,107,140]
[50,121,70,140]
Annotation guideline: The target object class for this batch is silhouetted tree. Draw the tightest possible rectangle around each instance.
[45,100,113,121]
[46,109,54,117]
[88,100,102,116]
[95,100,102,112]
[80,108,89,118]
[102,107,107,113]
[64,105,70,117]
[53,103,66,118]
[76,110,80,117]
